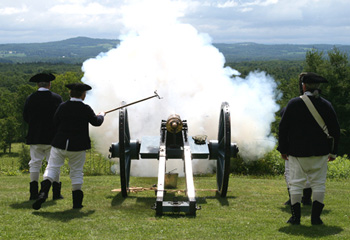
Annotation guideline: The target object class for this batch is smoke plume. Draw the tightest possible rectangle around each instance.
[82,0,280,176]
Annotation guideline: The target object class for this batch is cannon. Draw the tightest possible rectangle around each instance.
[109,102,238,216]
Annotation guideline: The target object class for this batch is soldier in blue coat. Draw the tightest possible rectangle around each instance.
[23,73,64,200]
[278,72,340,225]
[33,83,105,210]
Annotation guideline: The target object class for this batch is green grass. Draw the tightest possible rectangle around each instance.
[0,144,22,176]
[0,175,349,239]
[0,143,114,176]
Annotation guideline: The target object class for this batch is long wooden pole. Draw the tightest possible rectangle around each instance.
[105,90,161,114]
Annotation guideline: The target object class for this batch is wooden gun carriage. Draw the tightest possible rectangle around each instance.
[109,102,238,215]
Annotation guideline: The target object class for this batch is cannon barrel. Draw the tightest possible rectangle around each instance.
[166,114,183,134]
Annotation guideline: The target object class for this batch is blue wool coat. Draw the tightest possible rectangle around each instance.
[278,95,340,157]
[52,100,104,151]
[23,90,63,144]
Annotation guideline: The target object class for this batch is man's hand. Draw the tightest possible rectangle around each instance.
[98,112,106,117]
[281,154,288,160]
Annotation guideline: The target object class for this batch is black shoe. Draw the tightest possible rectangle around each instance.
[311,201,324,225]
[301,188,312,206]
[72,190,84,209]
[52,182,64,200]
[32,180,52,210]
[29,181,39,200]
[287,202,301,225]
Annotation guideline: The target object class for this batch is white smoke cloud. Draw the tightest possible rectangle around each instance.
[82,0,279,176]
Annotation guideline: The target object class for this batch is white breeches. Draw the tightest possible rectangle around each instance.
[288,155,328,195]
[43,147,86,186]
[29,145,51,173]
[284,159,311,188]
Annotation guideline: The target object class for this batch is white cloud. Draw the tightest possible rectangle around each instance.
[0,6,28,15]
[0,0,349,44]
[49,2,117,15]
[260,0,279,6]
[240,7,253,12]
[217,1,238,8]
[181,0,350,44]
[217,0,278,9]
[56,0,88,3]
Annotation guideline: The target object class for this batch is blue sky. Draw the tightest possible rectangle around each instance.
[0,0,349,44]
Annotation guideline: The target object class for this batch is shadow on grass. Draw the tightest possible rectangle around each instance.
[279,205,331,216]
[32,209,95,222]
[109,192,128,206]
[109,191,211,217]
[108,192,155,209]
[10,200,57,209]
[108,190,236,218]
[203,192,236,206]
[109,190,235,208]
[279,224,343,237]
[0,152,20,158]
[108,192,196,217]
[155,212,197,219]
[279,205,341,237]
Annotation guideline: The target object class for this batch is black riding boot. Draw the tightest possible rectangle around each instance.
[311,201,324,225]
[29,181,39,200]
[72,190,84,209]
[284,188,291,205]
[52,182,64,200]
[32,179,52,210]
[287,202,301,225]
[301,188,312,206]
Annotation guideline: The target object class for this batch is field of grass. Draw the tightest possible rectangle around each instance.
[0,143,114,176]
[0,174,349,239]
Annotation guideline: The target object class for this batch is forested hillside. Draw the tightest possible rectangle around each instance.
[217,43,350,62]
[0,37,120,63]
[0,45,349,157]
[1,37,350,63]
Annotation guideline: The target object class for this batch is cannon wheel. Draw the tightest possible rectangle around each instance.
[216,102,231,197]
[119,106,131,197]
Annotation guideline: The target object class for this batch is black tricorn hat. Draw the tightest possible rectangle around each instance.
[300,72,328,84]
[65,83,92,91]
[29,73,55,82]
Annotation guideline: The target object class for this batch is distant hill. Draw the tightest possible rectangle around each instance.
[1,37,349,63]
[0,37,120,63]
[215,42,350,62]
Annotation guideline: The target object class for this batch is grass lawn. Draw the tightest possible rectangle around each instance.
[0,175,349,239]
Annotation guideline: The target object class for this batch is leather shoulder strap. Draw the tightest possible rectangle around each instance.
[300,95,329,136]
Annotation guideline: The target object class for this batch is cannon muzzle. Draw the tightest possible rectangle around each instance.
[166,114,183,133]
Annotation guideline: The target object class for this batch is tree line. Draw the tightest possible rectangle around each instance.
[0,63,83,152]
[0,47,349,156]
[230,47,350,155]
